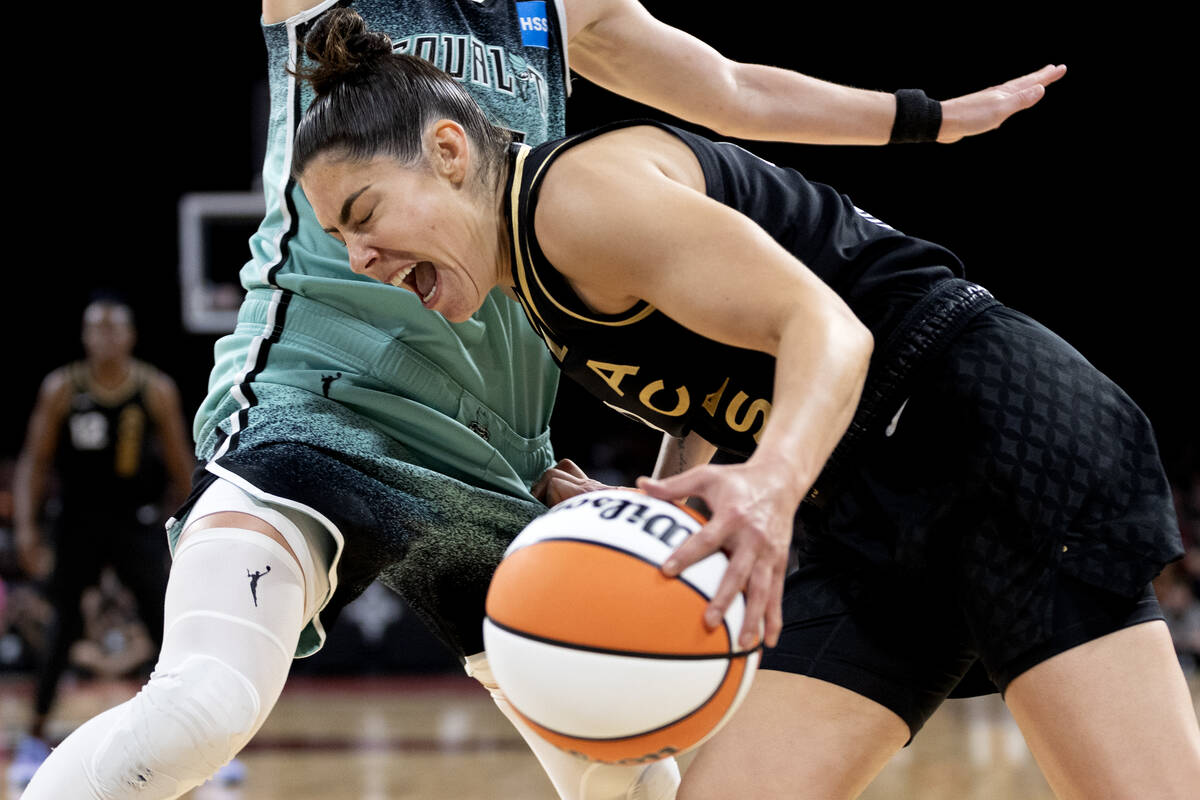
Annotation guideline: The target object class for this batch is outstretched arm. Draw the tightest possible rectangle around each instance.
[565,0,1065,145]
[262,0,327,24]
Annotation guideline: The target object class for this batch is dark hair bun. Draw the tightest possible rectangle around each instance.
[301,8,394,95]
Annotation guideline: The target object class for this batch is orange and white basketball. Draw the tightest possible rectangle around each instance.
[483,487,761,765]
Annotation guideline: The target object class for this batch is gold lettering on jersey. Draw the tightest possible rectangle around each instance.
[701,377,730,417]
[114,406,145,477]
[725,391,771,443]
[639,381,690,417]
[541,331,568,361]
[587,361,640,397]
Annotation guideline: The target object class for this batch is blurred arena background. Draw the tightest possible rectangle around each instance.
[1,4,1195,798]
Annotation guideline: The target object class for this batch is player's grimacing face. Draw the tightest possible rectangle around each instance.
[302,152,494,323]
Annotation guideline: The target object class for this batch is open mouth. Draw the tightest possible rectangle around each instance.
[389,261,438,306]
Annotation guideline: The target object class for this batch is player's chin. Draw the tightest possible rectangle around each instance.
[441,297,485,323]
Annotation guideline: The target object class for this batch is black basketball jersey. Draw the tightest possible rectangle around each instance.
[55,361,166,513]
[504,120,963,456]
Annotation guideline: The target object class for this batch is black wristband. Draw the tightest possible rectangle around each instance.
[889,89,943,144]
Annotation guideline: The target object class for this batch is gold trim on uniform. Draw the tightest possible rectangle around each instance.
[115,405,146,477]
[70,361,145,407]
[509,140,657,329]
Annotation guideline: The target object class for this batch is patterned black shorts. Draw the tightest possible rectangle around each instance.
[762,304,1182,736]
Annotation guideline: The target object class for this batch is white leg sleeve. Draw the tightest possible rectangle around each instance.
[465,652,680,800]
[23,526,312,799]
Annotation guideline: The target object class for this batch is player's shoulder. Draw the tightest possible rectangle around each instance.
[39,364,77,397]
[137,361,181,400]
[547,123,701,197]
[31,364,79,418]
[535,123,703,239]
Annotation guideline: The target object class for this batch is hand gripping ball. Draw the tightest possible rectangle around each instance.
[483,488,761,765]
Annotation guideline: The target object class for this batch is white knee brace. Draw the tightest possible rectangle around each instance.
[466,652,681,800]
[89,654,260,795]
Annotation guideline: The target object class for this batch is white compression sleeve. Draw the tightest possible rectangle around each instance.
[465,652,681,800]
[23,527,311,799]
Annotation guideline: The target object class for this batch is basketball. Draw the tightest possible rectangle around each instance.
[482,487,761,765]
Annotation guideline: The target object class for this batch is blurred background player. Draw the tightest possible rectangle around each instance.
[6,293,195,789]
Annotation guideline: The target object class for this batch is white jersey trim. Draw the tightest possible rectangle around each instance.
[212,289,288,462]
[552,0,571,96]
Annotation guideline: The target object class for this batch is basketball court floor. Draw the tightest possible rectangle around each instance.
[4,670,1199,799]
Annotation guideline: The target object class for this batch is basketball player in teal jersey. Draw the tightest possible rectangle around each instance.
[23,2,1064,798]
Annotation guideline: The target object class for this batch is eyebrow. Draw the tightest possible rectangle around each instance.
[323,185,371,233]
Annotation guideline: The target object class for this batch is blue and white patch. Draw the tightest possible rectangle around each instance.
[516,1,550,48]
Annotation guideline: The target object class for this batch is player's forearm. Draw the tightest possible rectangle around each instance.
[703,64,898,146]
[581,54,897,147]
[12,454,48,534]
[569,5,897,147]
[653,431,717,481]
[750,304,873,500]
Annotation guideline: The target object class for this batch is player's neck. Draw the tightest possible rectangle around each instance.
[87,357,134,390]
[492,185,512,295]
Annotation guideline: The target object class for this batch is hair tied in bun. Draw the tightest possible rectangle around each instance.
[296,7,394,96]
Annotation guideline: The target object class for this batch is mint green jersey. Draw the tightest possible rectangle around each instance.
[195,0,570,500]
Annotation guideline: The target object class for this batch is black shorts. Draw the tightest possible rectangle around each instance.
[50,510,169,610]
[762,304,1182,738]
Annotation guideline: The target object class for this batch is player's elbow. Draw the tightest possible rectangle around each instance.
[842,308,874,364]
[692,64,770,140]
[814,301,873,387]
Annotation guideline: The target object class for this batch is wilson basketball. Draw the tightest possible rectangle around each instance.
[483,487,761,765]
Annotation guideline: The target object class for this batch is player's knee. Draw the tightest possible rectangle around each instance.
[89,655,260,796]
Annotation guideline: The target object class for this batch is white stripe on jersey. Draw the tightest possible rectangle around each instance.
[215,4,336,464]
[854,205,897,231]
[212,289,287,462]
[552,0,571,95]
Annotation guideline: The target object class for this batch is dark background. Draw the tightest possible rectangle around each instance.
[4,5,1193,484]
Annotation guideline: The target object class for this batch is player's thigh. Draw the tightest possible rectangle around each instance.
[182,509,299,562]
[680,670,907,800]
[1004,619,1200,800]
[178,476,331,626]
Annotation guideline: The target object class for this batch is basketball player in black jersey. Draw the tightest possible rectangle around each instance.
[8,294,194,786]
[293,25,1199,800]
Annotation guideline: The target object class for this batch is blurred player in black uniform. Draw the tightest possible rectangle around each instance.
[7,293,193,788]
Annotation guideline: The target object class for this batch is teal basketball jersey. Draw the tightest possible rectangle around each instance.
[196,0,570,500]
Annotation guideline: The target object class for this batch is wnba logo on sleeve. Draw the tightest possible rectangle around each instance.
[516,1,550,48]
